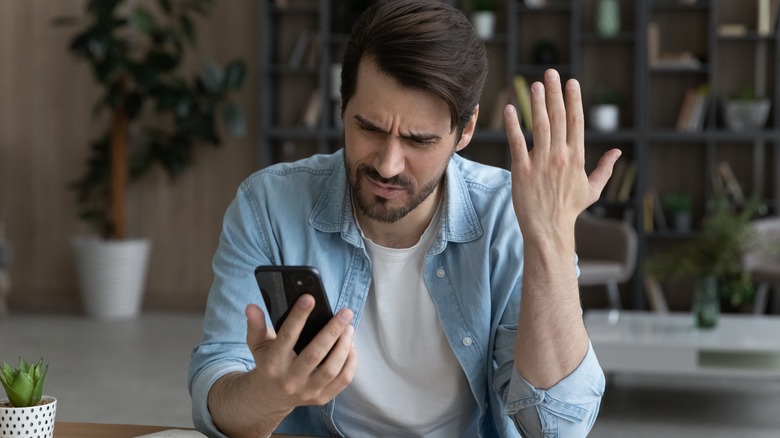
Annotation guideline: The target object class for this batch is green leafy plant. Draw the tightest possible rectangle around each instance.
[646,192,767,308]
[56,0,247,239]
[592,86,623,106]
[0,357,48,407]
[731,85,757,101]
[663,192,693,214]
[469,0,498,11]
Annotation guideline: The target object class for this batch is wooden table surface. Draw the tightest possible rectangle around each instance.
[55,422,179,437]
[54,422,310,437]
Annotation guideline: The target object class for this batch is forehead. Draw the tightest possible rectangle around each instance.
[349,58,452,133]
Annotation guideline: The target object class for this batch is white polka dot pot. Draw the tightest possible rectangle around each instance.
[0,396,57,438]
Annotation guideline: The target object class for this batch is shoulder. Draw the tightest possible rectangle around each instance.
[239,152,343,201]
[451,153,512,194]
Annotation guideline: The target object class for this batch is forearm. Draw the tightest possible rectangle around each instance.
[208,371,291,438]
[514,231,589,389]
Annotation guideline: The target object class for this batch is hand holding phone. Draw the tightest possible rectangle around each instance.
[254,265,334,354]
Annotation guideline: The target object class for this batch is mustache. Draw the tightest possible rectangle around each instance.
[357,164,413,190]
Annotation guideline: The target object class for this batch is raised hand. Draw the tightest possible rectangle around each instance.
[504,69,621,240]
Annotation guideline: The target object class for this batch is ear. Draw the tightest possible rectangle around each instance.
[455,105,479,152]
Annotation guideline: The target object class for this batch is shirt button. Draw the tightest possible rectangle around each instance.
[436,268,446,278]
[462,336,473,346]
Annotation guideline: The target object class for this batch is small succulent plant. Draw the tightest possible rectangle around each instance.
[0,357,48,407]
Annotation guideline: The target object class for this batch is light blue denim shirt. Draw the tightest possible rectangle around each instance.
[188,150,605,437]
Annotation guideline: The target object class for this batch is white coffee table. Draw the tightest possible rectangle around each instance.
[584,310,780,379]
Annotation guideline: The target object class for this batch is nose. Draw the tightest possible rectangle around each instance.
[373,137,405,179]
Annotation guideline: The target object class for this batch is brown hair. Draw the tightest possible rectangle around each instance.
[340,0,488,137]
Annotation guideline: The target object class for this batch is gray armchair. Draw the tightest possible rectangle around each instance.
[742,217,780,314]
[575,211,638,309]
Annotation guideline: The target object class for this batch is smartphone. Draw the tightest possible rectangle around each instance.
[254,265,334,354]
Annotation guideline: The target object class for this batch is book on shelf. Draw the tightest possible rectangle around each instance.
[642,191,654,233]
[304,32,322,69]
[718,23,748,37]
[675,85,708,132]
[300,88,322,129]
[616,160,637,202]
[647,22,703,69]
[643,189,668,232]
[288,31,311,69]
[757,0,780,36]
[604,159,627,201]
[647,22,660,66]
[717,161,746,205]
[490,88,511,131]
[644,275,669,313]
[512,75,533,130]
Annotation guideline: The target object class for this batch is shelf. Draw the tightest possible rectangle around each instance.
[261,0,780,312]
[580,33,637,44]
[651,0,712,11]
[648,130,780,142]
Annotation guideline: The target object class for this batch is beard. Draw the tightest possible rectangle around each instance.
[345,155,446,224]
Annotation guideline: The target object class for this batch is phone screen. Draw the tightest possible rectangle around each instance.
[254,265,334,354]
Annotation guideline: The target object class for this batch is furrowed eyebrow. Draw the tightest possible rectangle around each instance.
[353,115,442,143]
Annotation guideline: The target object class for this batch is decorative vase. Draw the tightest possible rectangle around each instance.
[71,236,152,320]
[524,0,547,9]
[0,396,57,438]
[471,11,496,40]
[692,276,719,329]
[596,0,620,37]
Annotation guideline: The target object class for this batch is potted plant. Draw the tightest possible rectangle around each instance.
[723,86,771,131]
[589,86,622,132]
[645,192,767,325]
[663,192,693,233]
[469,0,498,40]
[0,357,56,438]
[57,0,246,320]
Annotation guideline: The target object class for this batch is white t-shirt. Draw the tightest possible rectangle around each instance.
[335,207,478,437]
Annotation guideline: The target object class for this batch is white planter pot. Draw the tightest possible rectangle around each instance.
[471,11,496,40]
[71,236,152,320]
[0,396,57,438]
[524,0,547,8]
[723,99,771,131]
[589,104,620,132]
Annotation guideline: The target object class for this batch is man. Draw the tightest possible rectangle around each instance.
[189,1,620,436]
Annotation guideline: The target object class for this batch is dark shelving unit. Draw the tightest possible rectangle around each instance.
[259,0,780,311]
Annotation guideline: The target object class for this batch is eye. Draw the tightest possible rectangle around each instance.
[358,123,382,135]
[409,137,437,147]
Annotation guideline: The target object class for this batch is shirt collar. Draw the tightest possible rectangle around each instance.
[309,150,483,248]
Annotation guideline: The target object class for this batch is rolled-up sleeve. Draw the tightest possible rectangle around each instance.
[495,341,605,437]
[189,350,253,437]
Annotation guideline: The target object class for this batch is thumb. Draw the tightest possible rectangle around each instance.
[588,148,622,203]
[246,303,276,354]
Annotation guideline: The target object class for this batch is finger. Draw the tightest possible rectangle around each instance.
[529,80,550,155]
[565,78,585,154]
[321,346,359,400]
[306,344,359,406]
[588,148,623,203]
[543,69,567,152]
[246,303,275,354]
[311,323,355,387]
[503,104,529,165]
[273,294,315,353]
[295,307,354,371]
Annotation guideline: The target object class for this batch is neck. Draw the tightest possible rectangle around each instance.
[356,185,442,249]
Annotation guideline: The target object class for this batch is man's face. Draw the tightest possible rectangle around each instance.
[342,59,474,224]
